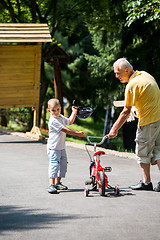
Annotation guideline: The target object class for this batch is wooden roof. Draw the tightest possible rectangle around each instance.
[0,23,52,43]
[44,44,70,63]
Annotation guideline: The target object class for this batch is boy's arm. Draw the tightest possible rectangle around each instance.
[61,127,85,137]
[69,107,77,125]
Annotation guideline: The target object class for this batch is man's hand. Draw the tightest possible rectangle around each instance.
[108,106,131,139]
[108,128,118,138]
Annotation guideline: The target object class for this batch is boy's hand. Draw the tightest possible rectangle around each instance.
[77,131,85,137]
[61,127,85,137]
[72,106,78,113]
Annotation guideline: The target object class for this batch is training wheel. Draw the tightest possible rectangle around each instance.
[114,185,120,195]
[84,187,89,197]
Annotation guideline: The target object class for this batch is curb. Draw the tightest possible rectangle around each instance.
[66,141,136,160]
[0,128,136,160]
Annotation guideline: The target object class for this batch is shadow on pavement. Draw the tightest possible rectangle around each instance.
[0,205,87,235]
[0,131,10,136]
[0,141,46,144]
[0,129,47,144]
[63,189,84,193]
[60,188,136,198]
[105,189,136,198]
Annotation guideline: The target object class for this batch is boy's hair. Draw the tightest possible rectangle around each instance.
[48,98,60,109]
[113,58,133,71]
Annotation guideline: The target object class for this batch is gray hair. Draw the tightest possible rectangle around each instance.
[113,58,133,71]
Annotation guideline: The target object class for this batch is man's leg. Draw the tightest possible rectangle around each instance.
[157,160,160,170]
[130,162,153,190]
[154,160,160,192]
[140,163,151,183]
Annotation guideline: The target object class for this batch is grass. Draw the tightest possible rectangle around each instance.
[66,117,105,144]
[7,121,27,132]
[66,118,124,151]
[1,116,126,152]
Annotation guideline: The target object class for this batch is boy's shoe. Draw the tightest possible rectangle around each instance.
[130,180,153,191]
[154,182,160,192]
[55,182,68,190]
[48,184,58,194]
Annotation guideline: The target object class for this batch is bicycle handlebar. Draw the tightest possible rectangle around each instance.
[85,135,108,145]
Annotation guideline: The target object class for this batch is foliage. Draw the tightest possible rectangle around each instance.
[79,0,128,108]
[122,0,160,84]
[126,0,160,26]
[0,0,160,145]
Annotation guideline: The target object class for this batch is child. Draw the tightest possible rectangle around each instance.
[47,98,85,194]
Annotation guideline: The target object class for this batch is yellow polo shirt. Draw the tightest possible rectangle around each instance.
[125,71,160,126]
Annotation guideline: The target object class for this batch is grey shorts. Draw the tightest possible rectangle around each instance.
[48,149,67,178]
[135,120,160,165]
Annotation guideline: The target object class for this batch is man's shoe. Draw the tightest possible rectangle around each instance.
[55,182,68,190]
[154,182,160,192]
[48,184,58,194]
[130,181,153,191]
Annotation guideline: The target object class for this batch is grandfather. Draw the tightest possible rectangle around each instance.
[108,58,160,192]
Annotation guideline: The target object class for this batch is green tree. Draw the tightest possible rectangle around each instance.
[123,0,160,82]
[126,0,160,26]
[0,0,96,125]
[1,0,160,129]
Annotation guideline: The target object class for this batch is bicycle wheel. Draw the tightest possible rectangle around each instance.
[98,171,105,196]
[90,165,97,191]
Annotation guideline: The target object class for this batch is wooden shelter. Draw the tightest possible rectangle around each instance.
[44,44,70,113]
[0,23,52,139]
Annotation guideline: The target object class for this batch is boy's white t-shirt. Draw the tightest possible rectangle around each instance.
[47,114,70,150]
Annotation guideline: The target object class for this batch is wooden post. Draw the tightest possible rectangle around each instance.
[53,58,63,114]
[26,43,43,140]
[33,42,42,127]
[26,106,43,140]
[33,108,39,127]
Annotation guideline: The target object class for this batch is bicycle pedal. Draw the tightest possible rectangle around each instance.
[85,180,92,185]
[104,167,112,172]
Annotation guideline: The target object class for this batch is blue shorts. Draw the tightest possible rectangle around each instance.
[47,149,67,178]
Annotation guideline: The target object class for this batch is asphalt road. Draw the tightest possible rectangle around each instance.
[0,129,160,240]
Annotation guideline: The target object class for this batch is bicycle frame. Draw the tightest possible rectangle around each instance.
[90,151,108,189]
[84,135,119,197]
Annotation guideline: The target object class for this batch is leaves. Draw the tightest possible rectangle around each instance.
[126,0,160,26]
[0,0,160,124]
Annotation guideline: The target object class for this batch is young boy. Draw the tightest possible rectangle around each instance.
[47,98,85,194]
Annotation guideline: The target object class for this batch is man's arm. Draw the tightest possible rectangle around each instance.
[108,106,132,138]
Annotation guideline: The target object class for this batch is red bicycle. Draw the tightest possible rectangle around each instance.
[84,135,120,197]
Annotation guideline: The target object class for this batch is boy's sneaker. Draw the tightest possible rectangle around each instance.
[130,180,153,191]
[48,184,58,194]
[55,182,68,190]
[154,182,160,192]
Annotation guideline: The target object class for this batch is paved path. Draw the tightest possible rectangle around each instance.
[0,129,160,240]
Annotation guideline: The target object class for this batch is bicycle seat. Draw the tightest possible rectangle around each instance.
[94,151,105,156]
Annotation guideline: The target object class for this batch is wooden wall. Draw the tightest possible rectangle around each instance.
[0,44,42,111]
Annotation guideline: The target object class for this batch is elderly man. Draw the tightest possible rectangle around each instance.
[108,58,160,191]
